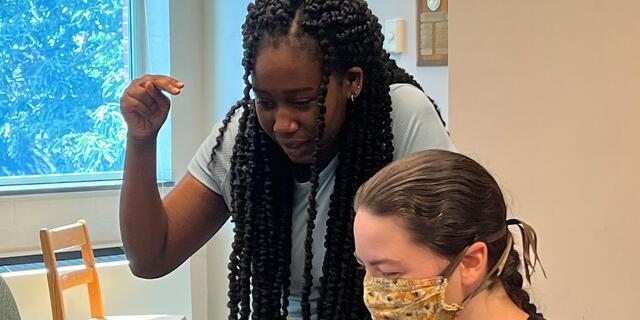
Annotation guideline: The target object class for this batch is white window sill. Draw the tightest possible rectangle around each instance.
[0,180,175,196]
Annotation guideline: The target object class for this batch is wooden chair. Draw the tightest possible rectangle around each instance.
[39,220,185,320]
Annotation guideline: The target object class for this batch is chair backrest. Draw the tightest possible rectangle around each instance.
[39,220,105,320]
[0,275,21,320]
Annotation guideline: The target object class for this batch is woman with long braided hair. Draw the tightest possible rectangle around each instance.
[354,150,546,320]
[119,1,454,319]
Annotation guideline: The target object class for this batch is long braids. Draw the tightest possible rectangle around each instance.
[300,71,328,318]
[224,2,302,319]
[300,2,400,317]
[210,1,445,319]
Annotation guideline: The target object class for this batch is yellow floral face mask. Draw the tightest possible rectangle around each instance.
[363,276,462,320]
[363,220,545,320]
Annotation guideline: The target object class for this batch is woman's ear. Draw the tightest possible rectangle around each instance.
[342,67,364,101]
[459,242,489,290]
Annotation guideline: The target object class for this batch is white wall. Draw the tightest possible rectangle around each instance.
[169,0,214,319]
[367,0,449,122]
[4,262,191,320]
[0,191,121,255]
[449,1,640,319]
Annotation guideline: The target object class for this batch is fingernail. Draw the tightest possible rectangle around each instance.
[176,81,184,87]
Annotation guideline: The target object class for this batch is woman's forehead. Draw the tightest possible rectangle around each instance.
[254,44,320,73]
[252,45,322,91]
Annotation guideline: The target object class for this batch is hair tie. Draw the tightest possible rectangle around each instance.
[506,219,547,283]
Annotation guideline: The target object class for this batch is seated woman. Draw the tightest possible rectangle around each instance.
[353,149,546,320]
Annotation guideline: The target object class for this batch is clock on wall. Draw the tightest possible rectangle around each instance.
[427,0,441,11]
[417,0,448,66]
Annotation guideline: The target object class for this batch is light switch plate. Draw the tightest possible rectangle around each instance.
[383,19,406,54]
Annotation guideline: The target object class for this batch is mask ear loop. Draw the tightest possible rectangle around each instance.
[441,225,509,279]
[460,219,548,306]
[440,249,468,280]
[459,231,513,306]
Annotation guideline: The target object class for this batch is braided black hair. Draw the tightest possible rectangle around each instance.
[210,1,444,319]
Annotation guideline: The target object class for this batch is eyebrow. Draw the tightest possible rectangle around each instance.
[253,87,318,95]
[353,252,402,267]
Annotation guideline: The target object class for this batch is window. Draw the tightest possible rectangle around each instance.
[0,0,171,193]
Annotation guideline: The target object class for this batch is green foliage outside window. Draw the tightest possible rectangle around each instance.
[0,0,129,177]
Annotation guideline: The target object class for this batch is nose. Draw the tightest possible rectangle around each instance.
[273,107,299,134]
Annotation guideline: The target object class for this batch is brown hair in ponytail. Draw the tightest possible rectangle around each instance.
[354,149,545,319]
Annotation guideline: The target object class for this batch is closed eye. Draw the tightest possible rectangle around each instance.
[255,99,275,110]
[293,99,316,109]
[381,272,400,278]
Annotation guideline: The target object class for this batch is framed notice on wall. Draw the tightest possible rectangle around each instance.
[417,0,448,66]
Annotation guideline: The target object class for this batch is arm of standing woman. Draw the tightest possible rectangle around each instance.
[119,75,230,278]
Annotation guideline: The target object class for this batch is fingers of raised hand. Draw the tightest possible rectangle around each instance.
[123,84,160,115]
[134,75,184,95]
[144,81,171,113]
[121,92,155,120]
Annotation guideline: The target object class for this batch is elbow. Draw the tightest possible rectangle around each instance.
[126,255,169,279]
[129,265,160,279]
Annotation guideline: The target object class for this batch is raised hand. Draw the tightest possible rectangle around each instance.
[120,75,184,142]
